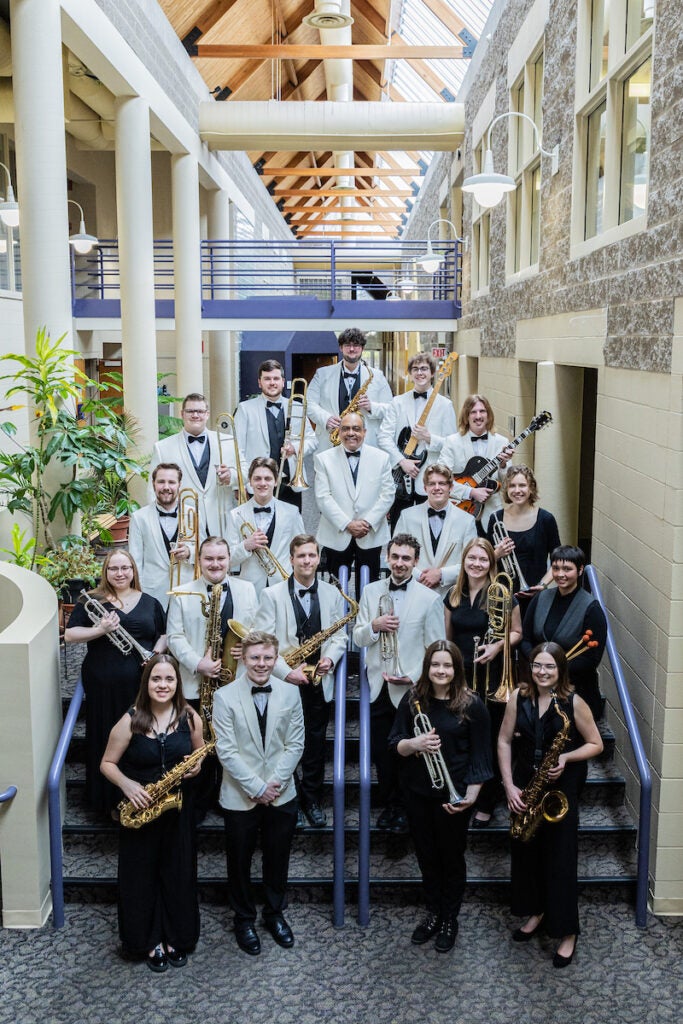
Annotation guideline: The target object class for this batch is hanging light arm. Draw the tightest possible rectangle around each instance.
[0,161,20,228]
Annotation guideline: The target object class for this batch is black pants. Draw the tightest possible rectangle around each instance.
[370,682,403,810]
[118,794,199,956]
[223,798,298,924]
[389,491,427,532]
[510,762,586,937]
[474,699,506,816]
[406,791,471,918]
[323,540,382,585]
[296,683,331,808]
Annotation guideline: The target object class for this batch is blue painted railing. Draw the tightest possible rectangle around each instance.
[357,565,372,927]
[0,785,17,803]
[332,565,350,928]
[585,566,651,928]
[48,679,84,929]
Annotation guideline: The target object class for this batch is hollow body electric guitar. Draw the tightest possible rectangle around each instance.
[453,410,553,520]
[393,352,459,500]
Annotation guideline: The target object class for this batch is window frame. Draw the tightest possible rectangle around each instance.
[505,42,545,282]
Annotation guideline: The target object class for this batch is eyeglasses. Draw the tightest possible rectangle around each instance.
[531,663,558,673]
[183,408,207,416]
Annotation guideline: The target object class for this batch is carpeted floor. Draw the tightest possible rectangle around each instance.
[1,890,681,1024]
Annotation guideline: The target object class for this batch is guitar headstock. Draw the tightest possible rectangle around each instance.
[530,410,552,431]
[436,351,459,381]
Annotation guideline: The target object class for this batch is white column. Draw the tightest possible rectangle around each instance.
[534,361,583,544]
[172,153,203,395]
[115,96,159,503]
[207,188,237,413]
[10,0,72,351]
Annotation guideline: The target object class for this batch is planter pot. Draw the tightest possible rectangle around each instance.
[109,515,130,545]
[59,579,90,604]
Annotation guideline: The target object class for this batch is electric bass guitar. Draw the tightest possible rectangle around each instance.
[393,352,459,500]
[453,410,552,520]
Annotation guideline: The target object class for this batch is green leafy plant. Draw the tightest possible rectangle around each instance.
[0,522,53,571]
[37,539,102,596]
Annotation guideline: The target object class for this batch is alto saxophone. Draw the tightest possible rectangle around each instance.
[282,577,358,684]
[510,696,571,842]
[118,733,216,829]
[329,360,374,446]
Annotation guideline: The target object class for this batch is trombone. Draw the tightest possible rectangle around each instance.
[275,377,309,497]
[216,411,247,505]
[484,571,516,703]
[169,488,201,590]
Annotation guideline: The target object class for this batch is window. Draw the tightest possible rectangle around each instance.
[507,46,544,277]
[471,133,491,293]
[575,0,654,249]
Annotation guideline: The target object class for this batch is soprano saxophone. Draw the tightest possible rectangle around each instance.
[118,734,216,829]
[329,360,374,446]
[510,696,571,842]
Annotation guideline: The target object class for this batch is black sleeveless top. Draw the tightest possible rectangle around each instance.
[119,713,192,787]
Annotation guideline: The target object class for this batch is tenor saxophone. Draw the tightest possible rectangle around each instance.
[118,734,216,829]
[510,696,571,842]
[198,584,249,737]
[329,360,374,446]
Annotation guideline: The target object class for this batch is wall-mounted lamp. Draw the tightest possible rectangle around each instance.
[68,199,99,254]
[0,162,19,228]
[462,112,560,209]
[416,218,460,273]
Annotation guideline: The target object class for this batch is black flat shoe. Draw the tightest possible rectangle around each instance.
[434,916,458,953]
[166,947,188,968]
[411,914,441,945]
[235,923,261,956]
[390,812,409,835]
[471,815,492,829]
[147,945,168,973]
[553,936,577,968]
[263,914,294,948]
[513,919,544,942]
[377,807,395,830]
[304,803,327,828]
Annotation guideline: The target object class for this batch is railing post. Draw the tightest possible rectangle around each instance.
[332,564,350,927]
[357,564,371,926]
[48,680,84,929]
[330,241,336,311]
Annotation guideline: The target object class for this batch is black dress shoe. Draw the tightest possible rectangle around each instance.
[304,802,327,828]
[390,812,409,835]
[263,914,294,948]
[471,814,492,829]
[166,947,188,968]
[553,936,577,968]
[377,807,395,829]
[434,916,459,953]
[411,914,441,945]
[147,944,168,973]
[513,918,543,942]
[234,922,261,956]
[296,808,307,829]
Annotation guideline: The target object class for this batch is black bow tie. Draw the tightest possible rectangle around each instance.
[413,391,428,399]
[345,450,360,459]
[254,506,272,514]
[343,370,359,379]
[188,434,206,444]
[252,685,272,695]
[389,580,409,592]
[158,509,178,518]
[266,401,282,410]
[298,586,317,598]
[470,433,488,442]
[207,582,229,593]
[428,508,447,519]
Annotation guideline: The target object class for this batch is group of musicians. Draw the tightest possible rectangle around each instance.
[66,327,607,972]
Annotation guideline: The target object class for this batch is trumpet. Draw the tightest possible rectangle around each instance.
[413,699,464,805]
[216,411,247,505]
[378,589,403,678]
[276,378,309,497]
[239,518,289,580]
[491,518,530,592]
[169,488,201,590]
[484,572,516,703]
[78,590,154,663]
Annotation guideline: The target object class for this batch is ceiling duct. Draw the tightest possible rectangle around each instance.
[302,1,354,31]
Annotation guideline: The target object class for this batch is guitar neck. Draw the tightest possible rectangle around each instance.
[472,426,534,484]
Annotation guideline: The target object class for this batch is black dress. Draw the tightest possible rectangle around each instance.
[68,593,166,813]
[117,714,200,956]
[487,507,561,592]
[388,692,492,918]
[510,692,586,938]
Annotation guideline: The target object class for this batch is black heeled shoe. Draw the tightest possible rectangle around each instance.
[553,935,578,968]
[512,916,544,942]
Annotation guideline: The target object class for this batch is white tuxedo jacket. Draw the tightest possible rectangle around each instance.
[306,361,392,451]
[226,498,304,594]
[394,502,477,597]
[166,575,258,699]
[377,390,457,496]
[253,577,348,702]
[128,502,196,609]
[148,429,237,539]
[352,578,445,707]
[233,393,318,489]
[313,444,394,551]
[213,675,305,811]
[440,430,510,528]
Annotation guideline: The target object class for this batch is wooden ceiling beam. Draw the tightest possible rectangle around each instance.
[196,43,469,60]
[194,0,241,37]
[421,0,471,39]
[287,206,403,219]
[263,166,420,178]
[352,0,388,37]
[275,187,413,197]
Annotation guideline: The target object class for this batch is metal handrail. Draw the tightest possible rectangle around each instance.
[48,679,84,929]
[357,564,372,926]
[585,566,651,928]
[332,564,350,928]
[0,785,17,803]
